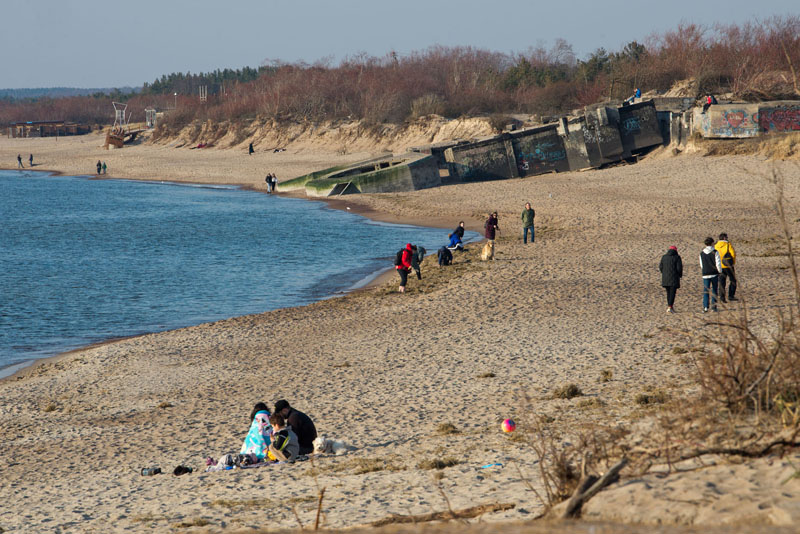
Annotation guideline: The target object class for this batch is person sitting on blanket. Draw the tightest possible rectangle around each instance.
[268,413,300,462]
[240,403,272,463]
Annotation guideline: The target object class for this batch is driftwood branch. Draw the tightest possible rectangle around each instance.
[563,457,628,518]
[676,439,800,462]
[370,502,515,527]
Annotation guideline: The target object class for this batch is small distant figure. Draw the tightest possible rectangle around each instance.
[18,154,24,168]
[521,202,535,244]
[625,87,641,105]
[700,237,722,313]
[96,160,102,175]
[271,174,278,193]
[102,162,107,174]
[484,211,500,248]
[437,246,453,267]
[447,221,466,251]
[701,94,717,114]
[395,243,414,293]
[659,245,683,314]
[715,233,737,302]
[410,245,426,280]
[29,154,33,167]
[248,142,254,155]
[273,399,317,455]
[265,173,273,193]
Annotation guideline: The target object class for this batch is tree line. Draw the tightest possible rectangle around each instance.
[1,17,797,129]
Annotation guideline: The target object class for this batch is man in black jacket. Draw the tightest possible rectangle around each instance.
[274,400,317,455]
[659,245,683,313]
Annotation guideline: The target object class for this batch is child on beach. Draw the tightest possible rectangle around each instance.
[268,413,299,462]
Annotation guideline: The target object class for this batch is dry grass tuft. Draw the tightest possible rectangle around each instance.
[157,401,173,409]
[211,497,272,509]
[599,369,613,383]
[635,390,669,406]
[436,423,460,435]
[306,457,405,476]
[173,518,211,528]
[478,371,496,378]
[553,384,583,399]
[417,457,460,470]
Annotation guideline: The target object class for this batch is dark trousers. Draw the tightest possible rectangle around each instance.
[664,286,677,307]
[397,267,409,287]
[719,267,737,300]
[523,226,534,244]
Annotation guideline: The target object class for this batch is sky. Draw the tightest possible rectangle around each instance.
[1,0,797,89]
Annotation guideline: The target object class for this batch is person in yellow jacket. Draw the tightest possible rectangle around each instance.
[715,233,737,302]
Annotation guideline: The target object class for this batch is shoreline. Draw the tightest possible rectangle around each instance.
[4,135,799,531]
[0,167,473,382]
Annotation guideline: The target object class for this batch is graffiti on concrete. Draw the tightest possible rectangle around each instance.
[706,108,760,137]
[621,116,641,134]
[515,140,566,175]
[757,106,800,132]
[456,146,509,179]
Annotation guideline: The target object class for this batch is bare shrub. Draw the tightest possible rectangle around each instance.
[410,94,445,118]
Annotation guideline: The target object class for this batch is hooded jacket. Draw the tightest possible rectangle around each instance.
[659,249,683,288]
[715,240,735,269]
[700,246,722,278]
[396,243,413,270]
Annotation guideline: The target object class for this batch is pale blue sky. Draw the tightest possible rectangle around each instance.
[1,0,797,89]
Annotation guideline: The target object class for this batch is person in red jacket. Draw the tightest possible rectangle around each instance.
[397,243,414,293]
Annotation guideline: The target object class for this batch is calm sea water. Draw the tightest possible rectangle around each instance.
[0,170,477,374]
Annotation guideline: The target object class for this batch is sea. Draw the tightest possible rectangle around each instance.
[0,170,478,376]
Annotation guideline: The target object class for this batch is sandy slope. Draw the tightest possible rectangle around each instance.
[1,134,799,532]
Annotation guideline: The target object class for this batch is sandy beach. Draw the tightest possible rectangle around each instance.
[1,133,799,533]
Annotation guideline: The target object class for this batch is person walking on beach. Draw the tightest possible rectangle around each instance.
[29,154,33,167]
[659,245,682,313]
[249,142,254,155]
[715,233,738,302]
[271,174,278,193]
[17,154,23,168]
[485,212,500,244]
[395,243,414,293]
[265,173,273,193]
[96,160,102,175]
[700,237,722,313]
[521,202,535,244]
[102,162,107,175]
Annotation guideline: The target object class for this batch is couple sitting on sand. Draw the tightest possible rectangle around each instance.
[207,399,317,469]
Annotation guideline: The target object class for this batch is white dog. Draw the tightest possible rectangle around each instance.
[313,435,355,455]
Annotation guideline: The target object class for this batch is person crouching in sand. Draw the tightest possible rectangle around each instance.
[396,243,414,293]
[268,413,299,462]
